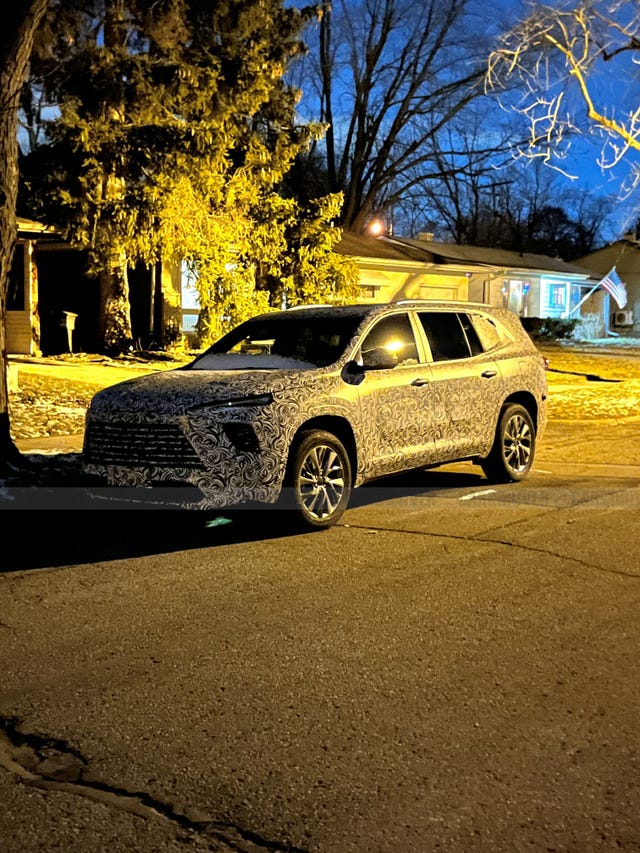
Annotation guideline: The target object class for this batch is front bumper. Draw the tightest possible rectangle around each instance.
[83,415,285,509]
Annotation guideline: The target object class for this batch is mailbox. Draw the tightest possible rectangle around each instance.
[62,311,78,353]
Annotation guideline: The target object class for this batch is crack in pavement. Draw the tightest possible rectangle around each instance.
[0,716,305,853]
[343,481,640,580]
[343,523,640,580]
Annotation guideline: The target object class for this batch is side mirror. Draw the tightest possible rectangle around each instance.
[341,360,365,385]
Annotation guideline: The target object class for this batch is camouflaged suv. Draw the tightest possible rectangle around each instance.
[83,301,547,529]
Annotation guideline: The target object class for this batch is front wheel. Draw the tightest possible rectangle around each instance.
[481,404,536,483]
[283,430,352,530]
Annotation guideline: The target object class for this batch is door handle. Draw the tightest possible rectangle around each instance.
[411,378,430,387]
[481,370,497,379]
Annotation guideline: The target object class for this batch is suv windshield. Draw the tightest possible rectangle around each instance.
[189,312,367,370]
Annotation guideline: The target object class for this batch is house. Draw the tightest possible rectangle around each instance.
[576,236,640,335]
[175,231,602,340]
[7,217,182,355]
[336,232,598,324]
[7,217,57,355]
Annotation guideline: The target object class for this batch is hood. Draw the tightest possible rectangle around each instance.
[87,366,316,418]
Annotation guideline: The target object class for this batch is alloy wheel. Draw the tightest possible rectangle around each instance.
[297,443,347,521]
[503,413,532,475]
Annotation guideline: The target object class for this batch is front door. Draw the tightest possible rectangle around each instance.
[354,312,440,479]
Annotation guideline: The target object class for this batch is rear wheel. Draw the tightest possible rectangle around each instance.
[481,404,535,483]
[283,430,352,530]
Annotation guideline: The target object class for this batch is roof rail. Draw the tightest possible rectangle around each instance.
[286,304,332,310]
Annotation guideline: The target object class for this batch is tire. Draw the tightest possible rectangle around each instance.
[481,404,536,483]
[283,430,352,530]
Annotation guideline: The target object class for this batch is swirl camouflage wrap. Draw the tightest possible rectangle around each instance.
[83,301,547,513]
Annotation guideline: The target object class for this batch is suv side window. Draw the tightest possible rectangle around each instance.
[471,313,510,352]
[418,311,479,362]
[359,313,419,368]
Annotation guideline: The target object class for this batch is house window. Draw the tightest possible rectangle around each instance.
[548,284,566,307]
[359,282,382,300]
[542,278,568,316]
[501,279,530,315]
[181,260,200,333]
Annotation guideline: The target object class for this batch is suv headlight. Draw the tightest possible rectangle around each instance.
[188,393,273,413]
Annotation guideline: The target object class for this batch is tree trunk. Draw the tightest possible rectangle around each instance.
[319,1,337,193]
[98,252,133,355]
[0,0,49,472]
[94,0,134,355]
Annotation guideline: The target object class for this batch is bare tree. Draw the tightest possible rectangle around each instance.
[487,2,640,188]
[295,0,500,232]
[1,0,49,470]
[395,108,517,241]
[416,152,611,257]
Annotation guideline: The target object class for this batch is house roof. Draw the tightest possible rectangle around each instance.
[335,232,435,263]
[17,216,59,239]
[577,237,640,263]
[336,231,593,278]
[393,237,593,276]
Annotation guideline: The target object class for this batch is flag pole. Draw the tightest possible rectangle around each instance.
[563,281,600,318]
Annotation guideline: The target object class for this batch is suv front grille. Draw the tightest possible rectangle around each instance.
[84,421,202,468]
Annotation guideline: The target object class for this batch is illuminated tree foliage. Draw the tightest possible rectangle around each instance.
[159,170,357,345]
[487,2,640,188]
[23,0,357,352]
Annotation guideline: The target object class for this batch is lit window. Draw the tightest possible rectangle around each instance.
[544,282,567,311]
[501,279,529,314]
[359,283,381,300]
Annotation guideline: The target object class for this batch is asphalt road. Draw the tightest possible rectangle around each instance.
[1,422,640,852]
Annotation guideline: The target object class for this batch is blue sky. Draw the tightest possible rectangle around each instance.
[288,0,639,241]
[494,0,640,237]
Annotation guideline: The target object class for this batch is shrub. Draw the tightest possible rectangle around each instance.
[520,317,579,341]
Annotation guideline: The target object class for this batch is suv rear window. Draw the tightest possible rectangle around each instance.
[471,313,510,351]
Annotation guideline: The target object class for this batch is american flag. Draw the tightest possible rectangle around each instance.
[597,266,627,309]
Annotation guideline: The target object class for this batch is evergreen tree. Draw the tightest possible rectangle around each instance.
[22,0,358,353]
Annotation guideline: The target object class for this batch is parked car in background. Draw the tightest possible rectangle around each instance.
[83,301,548,529]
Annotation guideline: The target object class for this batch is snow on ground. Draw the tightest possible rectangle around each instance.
[580,337,640,347]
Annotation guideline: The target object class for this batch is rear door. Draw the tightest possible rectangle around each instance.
[416,310,502,460]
